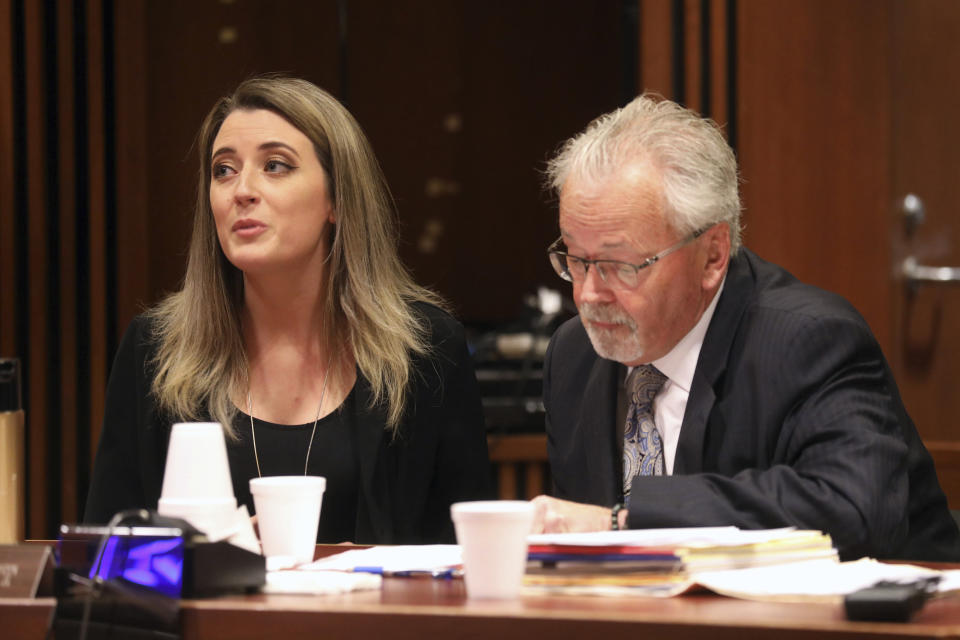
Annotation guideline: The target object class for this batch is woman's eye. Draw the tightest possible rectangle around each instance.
[265,159,294,173]
[212,163,235,179]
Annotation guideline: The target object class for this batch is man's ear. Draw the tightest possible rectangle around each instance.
[701,223,731,288]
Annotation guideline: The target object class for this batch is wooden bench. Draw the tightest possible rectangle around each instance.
[486,433,549,500]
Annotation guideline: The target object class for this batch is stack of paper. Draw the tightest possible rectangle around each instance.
[678,528,836,572]
[524,527,837,596]
[293,534,960,604]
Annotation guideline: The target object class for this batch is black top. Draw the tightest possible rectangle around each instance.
[231,390,359,543]
[84,302,493,544]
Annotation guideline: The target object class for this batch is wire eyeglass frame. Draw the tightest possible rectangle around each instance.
[547,227,707,290]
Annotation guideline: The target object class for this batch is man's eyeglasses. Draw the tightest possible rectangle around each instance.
[547,228,707,290]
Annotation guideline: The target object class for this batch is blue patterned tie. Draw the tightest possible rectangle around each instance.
[623,364,667,503]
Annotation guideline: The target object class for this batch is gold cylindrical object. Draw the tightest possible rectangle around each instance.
[0,358,24,543]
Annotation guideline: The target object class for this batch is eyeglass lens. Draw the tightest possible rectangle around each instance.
[551,253,638,289]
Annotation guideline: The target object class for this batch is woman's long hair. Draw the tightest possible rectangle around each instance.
[147,76,443,437]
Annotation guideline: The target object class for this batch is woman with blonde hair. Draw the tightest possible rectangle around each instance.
[84,76,491,543]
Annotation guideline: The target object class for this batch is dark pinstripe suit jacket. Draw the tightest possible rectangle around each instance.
[544,249,960,561]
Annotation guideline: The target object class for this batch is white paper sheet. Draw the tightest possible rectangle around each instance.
[303,544,463,573]
[693,557,958,603]
[263,570,382,594]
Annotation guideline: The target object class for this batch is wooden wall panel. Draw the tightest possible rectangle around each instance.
[708,0,731,129]
[0,0,114,538]
[85,0,108,491]
[24,0,51,539]
[112,0,149,376]
[736,0,893,349]
[55,0,78,526]
[683,0,703,111]
[639,0,674,98]
[888,1,960,447]
[638,0,736,136]
[349,1,626,321]
[139,0,343,318]
[120,0,626,327]
[0,0,14,360]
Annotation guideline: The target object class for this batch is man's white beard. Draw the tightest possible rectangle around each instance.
[579,302,646,364]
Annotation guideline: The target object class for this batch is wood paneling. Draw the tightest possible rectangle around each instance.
[55,0,78,527]
[111,0,626,327]
[708,0,731,127]
[24,0,51,538]
[138,0,342,315]
[736,0,893,348]
[349,1,626,321]
[488,434,549,500]
[85,0,108,480]
[0,0,14,360]
[889,0,960,445]
[639,0,673,97]
[928,443,960,510]
[638,0,735,133]
[112,0,149,360]
[0,0,114,537]
[683,0,703,111]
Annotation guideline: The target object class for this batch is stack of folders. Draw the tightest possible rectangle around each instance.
[525,527,837,597]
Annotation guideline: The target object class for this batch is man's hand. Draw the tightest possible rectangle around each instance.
[530,495,619,534]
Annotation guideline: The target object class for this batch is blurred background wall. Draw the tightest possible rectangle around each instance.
[1,0,958,538]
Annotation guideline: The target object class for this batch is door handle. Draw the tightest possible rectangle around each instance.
[902,257,960,287]
[900,194,960,290]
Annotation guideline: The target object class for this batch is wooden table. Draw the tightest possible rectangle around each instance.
[9,581,960,640]
[6,546,960,639]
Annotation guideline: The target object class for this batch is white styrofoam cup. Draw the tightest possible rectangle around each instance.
[250,476,326,565]
[159,422,235,500]
[451,500,535,599]
[157,422,238,535]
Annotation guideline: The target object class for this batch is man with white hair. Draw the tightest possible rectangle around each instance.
[531,94,960,561]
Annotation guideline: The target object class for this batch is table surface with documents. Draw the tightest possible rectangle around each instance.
[10,568,960,640]
[8,536,960,639]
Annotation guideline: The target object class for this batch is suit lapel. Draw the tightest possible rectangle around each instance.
[674,251,754,474]
[579,355,622,505]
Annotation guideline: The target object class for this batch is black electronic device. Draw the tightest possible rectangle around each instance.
[51,513,266,639]
[844,577,940,622]
[58,514,266,598]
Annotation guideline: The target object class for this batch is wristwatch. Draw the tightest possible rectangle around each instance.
[611,502,625,530]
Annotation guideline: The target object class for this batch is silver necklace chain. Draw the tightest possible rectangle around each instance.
[246,353,334,477]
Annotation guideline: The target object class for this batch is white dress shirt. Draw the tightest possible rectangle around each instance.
[628,278,725,475]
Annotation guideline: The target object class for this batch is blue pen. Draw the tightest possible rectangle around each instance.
[352,566,385,575]
[352,566,460,579]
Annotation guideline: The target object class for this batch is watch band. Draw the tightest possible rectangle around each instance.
[611,502,625,530]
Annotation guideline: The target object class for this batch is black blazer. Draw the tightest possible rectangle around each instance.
[544,249,960,561]
[84,302,492,544]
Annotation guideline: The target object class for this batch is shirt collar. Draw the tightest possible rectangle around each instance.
[649,276,726,393]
